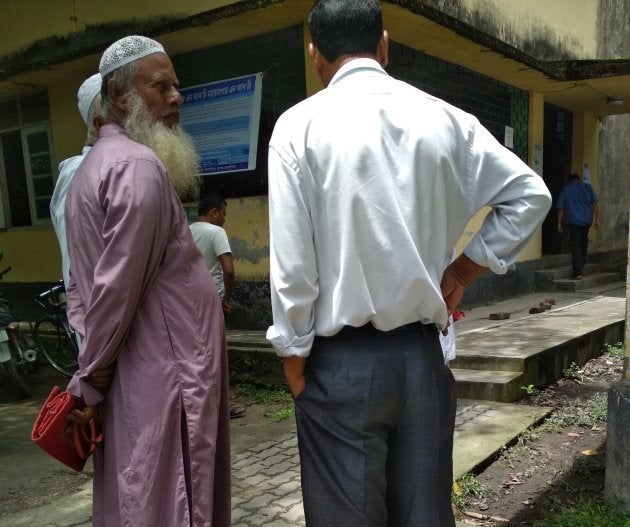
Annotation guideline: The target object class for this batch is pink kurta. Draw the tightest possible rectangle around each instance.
[65,124,230,527]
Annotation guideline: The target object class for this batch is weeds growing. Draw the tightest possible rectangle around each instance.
[452,473,491,513]
[562,362,584,382]
[231,383,295,421]
[541,393,607,432]
[532,498,630,527]
[604,342,625,358]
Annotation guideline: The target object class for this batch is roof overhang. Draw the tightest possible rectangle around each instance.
[0,0,628,116]
[383,1,630,116]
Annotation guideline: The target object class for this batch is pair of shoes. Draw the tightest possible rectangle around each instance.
[573,275,582,280]
[230,403,246,419]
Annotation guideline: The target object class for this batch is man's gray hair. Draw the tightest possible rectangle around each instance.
[100,61,136,115]
[86,93,102,145]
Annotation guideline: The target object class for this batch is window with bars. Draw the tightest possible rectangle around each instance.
[0,91,55,228]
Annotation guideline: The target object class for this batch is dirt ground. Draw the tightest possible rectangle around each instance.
[456,350,623,526]
[0,366,93,518]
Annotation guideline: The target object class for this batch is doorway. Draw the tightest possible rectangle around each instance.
[541,104,573,255]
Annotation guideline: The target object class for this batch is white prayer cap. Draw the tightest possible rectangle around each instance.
[99,35,165,77]
[77,73,102,125]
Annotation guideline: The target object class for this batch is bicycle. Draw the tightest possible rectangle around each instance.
[33,281,79,377]
[0,256,38,397]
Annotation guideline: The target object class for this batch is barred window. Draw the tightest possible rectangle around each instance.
[0,91,54,228]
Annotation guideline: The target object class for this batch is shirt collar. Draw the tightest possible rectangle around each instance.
[329,58,387,86]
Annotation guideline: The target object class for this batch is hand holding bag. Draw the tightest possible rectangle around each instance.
[31,386,103,472]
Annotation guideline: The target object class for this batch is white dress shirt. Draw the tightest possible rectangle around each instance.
[50,146,91,287]
[266,59,551,357]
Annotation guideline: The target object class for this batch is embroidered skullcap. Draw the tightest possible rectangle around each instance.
[99,35,165,77]
[77,73,102,125]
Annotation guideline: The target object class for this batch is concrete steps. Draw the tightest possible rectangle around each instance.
[226,292,626,403]
[449,295,625,402]
[450,368,523,402]
[535,262,620,291]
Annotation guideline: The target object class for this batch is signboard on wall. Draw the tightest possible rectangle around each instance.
[180,73,263,175]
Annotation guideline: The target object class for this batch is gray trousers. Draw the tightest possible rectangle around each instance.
[295,322,456,527]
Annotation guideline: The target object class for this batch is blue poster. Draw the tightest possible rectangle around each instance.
[180,73,263,175]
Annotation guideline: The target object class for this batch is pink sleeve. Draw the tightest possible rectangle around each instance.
[68,158,174,405]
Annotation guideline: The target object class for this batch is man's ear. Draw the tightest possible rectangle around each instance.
[377,30,389,68]
[308,42,324,75]
[92,115,104,132]
[108,78,128,112]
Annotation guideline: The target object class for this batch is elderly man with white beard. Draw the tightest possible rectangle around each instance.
[64,36,230,527]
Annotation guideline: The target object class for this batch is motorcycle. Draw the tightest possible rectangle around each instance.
[0,255,38,398]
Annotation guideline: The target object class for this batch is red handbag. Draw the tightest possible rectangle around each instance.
[31,386,103,472]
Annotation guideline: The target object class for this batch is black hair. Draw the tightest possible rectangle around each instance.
[198,193,227,216]
[308,0,383,63]
[568,173,581,181]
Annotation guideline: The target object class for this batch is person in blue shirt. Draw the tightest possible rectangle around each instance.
[556,173,600,279]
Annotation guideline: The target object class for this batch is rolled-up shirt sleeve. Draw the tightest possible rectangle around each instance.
[462,119,552,274]
[266,145,319,357]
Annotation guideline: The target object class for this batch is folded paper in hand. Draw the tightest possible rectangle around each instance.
[31,386,103,472]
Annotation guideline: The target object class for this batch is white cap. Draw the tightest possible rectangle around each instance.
[77,73,102,125]
[99,35,165,77]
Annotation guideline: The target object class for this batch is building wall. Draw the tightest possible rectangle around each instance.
[423,0,598,60]
[0,0,241,57]
[593,0,630,266]
[0,0,625,306]
[0,227,61,282]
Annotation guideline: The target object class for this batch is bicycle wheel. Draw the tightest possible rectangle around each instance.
[34,316,78,377]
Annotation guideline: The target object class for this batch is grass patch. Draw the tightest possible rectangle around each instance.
[604,342,625,358]
[562,362,584,382]
[452,473,491,513]
[231,382,295,422]
[232,383,292,405]
[533,498,630,526]
[266,407,295,422]
[541,394,607,432]
[498,427,541,463]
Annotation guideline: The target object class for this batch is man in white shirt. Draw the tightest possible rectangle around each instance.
[50,73,102,287]
[189,193,234,315]
[266,1,552,525]
[190,193,245,418]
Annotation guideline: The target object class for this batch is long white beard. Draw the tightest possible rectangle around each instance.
[124,92,200,200]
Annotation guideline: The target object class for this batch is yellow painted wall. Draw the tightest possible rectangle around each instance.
[459,0,598,59]
[48,78,89,169]
[0,0,590,283]
[572,111,602,252]
[522,91,546,261]
[0,0,241,56]
[572,112,599,186]
[224,196,269,281]
[1,0,598,60]
[0,228,61,282]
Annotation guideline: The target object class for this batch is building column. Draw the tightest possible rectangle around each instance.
[571,111,599,186]
[528,92,544,176]
[519,91,545,260]
[605,215,630,510]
